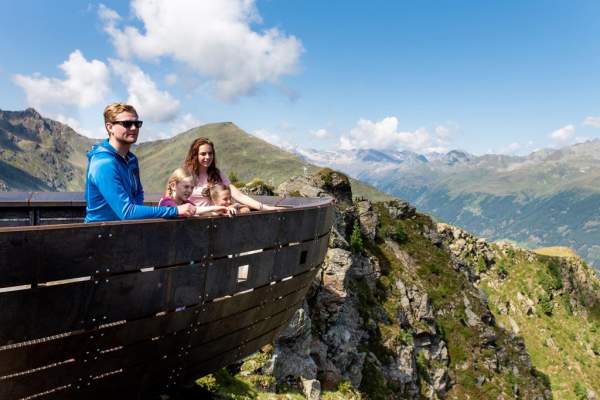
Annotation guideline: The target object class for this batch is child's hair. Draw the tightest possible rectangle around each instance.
[165,167,193,198]
[209,183,230,204]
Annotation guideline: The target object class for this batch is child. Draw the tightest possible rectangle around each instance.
[209,183,251,215]
[159,168,227,216]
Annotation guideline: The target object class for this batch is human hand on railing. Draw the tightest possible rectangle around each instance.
[226,205,238,217]
[177,203,196,217]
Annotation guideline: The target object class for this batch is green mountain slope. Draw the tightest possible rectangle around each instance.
[135,122,390,201]
[0,108,95,191]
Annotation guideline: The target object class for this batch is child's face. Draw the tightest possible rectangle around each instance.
[215,191,232,206]
[172,177,193,202]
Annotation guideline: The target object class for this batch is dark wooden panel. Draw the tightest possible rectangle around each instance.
[203,248,277,301]
[0,192,31,207]
[53,362,167,400]
[85,263,206,325]
[0,264,207,344]
[37,207,86,225]
[195,266,317,326]
[190,286,308,349]
[270,234,328,281]
[0,218,212,286]
[1,279,310,399]
[319,205,335,236]
[0,267,317,377]
[187,301,299,365]
[30,192,85,206]
[0,207,31,227]
[83,282,308,379]
[0,360,79,400]
[183,319,284,382]
[278,207,320,243]
[0,201,332,287]
[0,281,93,344]
[211,212,282,257]
[82,329,189,379]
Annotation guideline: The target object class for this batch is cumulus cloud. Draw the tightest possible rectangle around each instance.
[53,114,96,137]
[165,73,178,85]
[583,116,600,128]
[171,113,202,135]
[310,128,331,139]
[339,117,451,153]
[549,124,575,144]
[110,59,180,122]
[13,50,110,109]
[99,0,303,101]
[252,129,294,151]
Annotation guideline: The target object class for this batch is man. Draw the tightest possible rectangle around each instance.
[84,102,196,222]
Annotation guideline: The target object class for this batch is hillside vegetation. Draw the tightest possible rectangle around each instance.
[135,122,390,201]
[191,172,600,400]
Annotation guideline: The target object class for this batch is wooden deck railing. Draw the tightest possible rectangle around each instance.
[0,193,333,400]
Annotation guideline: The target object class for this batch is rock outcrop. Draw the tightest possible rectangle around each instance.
[236,170,555,399]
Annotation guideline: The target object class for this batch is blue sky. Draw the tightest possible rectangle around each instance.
[1,0,600,155]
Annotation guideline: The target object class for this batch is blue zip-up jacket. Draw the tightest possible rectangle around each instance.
[84,139,178,222]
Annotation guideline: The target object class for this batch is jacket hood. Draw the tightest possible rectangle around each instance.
[87,139,117,160]
[87,139,137,163]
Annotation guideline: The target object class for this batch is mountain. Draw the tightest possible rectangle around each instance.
[196,172,600,400]
[0,108,391,201]
[298,144,600,268]
[0,108,95,191]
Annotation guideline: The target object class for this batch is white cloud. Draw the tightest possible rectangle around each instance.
[435,125,451,141]
[252,129,294,151]
[339,117,441,153]
[109,59,180,122]
[165,73,178,85]
[549,124,575,144]
[53,114,97,138]
[583,116,600,128]
[13,50,110,109]
[171,113,202,135]
[100,0,303,101]
[310,128,330,139]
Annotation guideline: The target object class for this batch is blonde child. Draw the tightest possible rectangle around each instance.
[209,183,251,216]
[159,168,227,216]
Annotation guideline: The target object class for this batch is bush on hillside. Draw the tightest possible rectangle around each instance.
[351,221,364,254]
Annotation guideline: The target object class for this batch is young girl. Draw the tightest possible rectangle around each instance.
[209,183,251,215]
[159,168,227,216]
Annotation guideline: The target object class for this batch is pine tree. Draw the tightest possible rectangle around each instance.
[350,220,364,254]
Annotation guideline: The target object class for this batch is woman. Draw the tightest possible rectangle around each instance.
[183,137,280,213]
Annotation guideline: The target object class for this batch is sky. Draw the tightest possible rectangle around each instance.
[1,0,600,155]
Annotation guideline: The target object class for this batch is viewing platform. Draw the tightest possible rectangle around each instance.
[0,192,334,399]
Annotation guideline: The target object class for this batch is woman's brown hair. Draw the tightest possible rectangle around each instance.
[183,137,222,185]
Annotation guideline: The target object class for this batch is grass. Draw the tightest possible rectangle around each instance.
[479,252,600,400]
[534,246,578,258]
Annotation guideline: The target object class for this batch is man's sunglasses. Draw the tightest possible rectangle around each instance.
[112,120,143,129]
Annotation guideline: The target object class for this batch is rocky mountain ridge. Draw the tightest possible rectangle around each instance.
[196,170,600,400]
[295,143,600,269]
[0,108,95,191]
